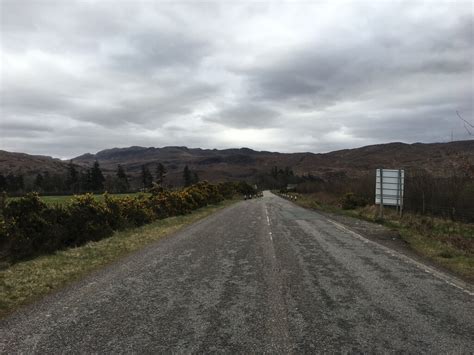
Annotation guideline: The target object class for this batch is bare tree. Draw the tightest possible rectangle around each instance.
[456,111,473,136]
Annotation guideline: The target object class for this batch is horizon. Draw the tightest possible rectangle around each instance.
[1,1,473,158]
[2,139,473,162]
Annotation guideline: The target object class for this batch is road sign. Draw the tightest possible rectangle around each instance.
[375,168,404,217]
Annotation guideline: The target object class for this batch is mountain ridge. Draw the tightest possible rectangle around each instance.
[1,141,473,184]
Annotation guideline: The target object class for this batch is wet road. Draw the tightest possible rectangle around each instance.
[1,191,473,353]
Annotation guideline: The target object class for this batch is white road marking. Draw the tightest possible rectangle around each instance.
[265,208,271,226]
[326,218,474,296]
[265,206,273,241]
[265,206,271,226]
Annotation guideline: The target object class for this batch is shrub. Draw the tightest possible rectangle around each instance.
[217,182,236,199]
[63,194,113,246]
[103,193,126,229]
[148,193,173,219]
[0,181,244,264]
[117,195,153,227]
[341,192,368,210]
[235,181,255,195]
[1,193,52,260]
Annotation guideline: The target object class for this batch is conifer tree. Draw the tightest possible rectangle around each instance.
[65,160,79,192]
[156,163,167,186]
[0,174,6,191]
[183,165,192,187]
[116,164,130,192]
[34,173,44,191]
[141,165,154,189]
[192,171,199,184]
[90,161,105,192]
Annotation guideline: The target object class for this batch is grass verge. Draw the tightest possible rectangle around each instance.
[284,192,473,281]
[0,198,238,318]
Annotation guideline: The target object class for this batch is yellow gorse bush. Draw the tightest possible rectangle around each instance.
[0,181,253,264]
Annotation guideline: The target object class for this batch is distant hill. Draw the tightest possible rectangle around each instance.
[1,141,473,185]
[72,140,474,183]
[0,150,71,176]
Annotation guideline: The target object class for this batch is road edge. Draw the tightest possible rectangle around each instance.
[271,192,473,295]
[326,217,473,296]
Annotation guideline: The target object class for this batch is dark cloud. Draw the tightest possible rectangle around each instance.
[238,34,472,109]
[0,1,472,158]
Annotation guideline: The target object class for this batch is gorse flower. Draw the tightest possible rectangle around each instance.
[0,181,254,264]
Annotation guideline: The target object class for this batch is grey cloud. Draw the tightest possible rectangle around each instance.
[1,86,73,113]
[2,79,220,129]
[239,44,471,109]
[69,81,218,128]
[350,110,459,143]
[203,104,280,128]
[235,16,472,110]
[0,121,52,132]
[110,32,211,72]
[0,1,472,158]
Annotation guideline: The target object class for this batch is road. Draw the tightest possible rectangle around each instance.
[1,191,473,353]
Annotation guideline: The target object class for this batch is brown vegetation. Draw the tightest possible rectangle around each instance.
[1,141,473,189]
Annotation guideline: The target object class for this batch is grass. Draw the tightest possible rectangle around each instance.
[0,198,238,318]
[284,192,474,281]
[366,208,474,280]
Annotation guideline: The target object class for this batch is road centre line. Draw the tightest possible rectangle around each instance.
[265,206,271,226]
[265,206,273,241]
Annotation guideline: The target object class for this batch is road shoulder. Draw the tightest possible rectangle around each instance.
[278,194,473,290]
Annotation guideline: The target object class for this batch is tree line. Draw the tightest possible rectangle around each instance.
[0,161,201,195]
[256,166,302,190]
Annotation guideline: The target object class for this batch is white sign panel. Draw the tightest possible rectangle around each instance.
[375,169,404,206]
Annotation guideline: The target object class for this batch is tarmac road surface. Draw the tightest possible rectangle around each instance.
[1,191,473,353]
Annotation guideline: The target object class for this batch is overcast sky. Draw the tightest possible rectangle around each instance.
[1,0,472,158]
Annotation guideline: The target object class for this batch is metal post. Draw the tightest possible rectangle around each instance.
[379,168,384,220]
[400,170,404,217]
[397,169,401,216]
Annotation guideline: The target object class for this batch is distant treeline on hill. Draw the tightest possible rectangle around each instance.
[255,165,326,190]
[0,163,352,196]
[0,161,202,195]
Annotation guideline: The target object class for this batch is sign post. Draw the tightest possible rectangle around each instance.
[375,168,404,219]
[379,168,384,219]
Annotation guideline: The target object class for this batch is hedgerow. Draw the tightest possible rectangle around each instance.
[0,181,252,264]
